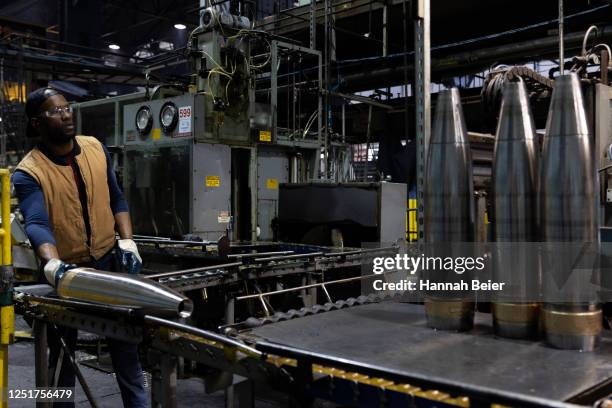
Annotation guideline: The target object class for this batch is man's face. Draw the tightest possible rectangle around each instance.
[33,94,75,144]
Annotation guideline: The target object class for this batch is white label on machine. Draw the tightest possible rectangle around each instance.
[178,106,192,135]
[218,211,231,223]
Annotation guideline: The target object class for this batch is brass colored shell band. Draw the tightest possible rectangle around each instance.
[543,308,602,336]
[493,303,540,324]
[425,299,475,319]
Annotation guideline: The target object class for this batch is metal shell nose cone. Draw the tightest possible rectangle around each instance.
[545,73,589,138]
[56,268,194,318]
[424,86,474,243]
[540,73,599,350]
[424,86,474,331]
[431,88,468,145]
[492,79,538,242]
[496,81,536,142]
[541,71,595,243]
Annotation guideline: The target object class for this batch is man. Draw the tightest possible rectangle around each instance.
[12,87,147,407]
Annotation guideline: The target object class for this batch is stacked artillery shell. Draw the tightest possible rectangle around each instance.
[540,73,601,350]
[53,268,194,318]
[491,80,540,339]
[424,88,475,331]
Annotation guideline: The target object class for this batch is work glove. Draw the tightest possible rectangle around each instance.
[43,258,77,287]
[118,239,142,274]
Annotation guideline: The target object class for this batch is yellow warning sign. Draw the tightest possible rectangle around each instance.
[266,178,278,189]
[205,175,220,187]
[152,128,161,140]
[259,130,272,142]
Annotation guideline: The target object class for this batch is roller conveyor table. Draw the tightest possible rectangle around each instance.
[247,302,612,406]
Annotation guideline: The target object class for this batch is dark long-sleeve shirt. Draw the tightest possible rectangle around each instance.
[12,140,128,250]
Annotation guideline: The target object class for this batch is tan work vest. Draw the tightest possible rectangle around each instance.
[16,136,116,263]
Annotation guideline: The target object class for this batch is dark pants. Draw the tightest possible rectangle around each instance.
[48,251,148,408]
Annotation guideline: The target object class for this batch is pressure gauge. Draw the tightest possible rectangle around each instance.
[159,102,178,133]
[135,106,153,136]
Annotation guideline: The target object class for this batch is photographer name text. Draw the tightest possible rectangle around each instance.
[372,279,505,291]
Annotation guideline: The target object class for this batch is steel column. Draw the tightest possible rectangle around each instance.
[323,0,330,179]
[382,3,388,57]
[414,0,430,241]
[341,103,346,143]
[309,0,316,49]
[317,52,323,178]
[559,0,564,75]
[271,41,278,141]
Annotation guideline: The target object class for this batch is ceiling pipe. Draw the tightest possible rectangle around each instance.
[339,25,612,92]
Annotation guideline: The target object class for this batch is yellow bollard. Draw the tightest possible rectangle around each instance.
[0,306,13,406]
[0,169,14,408]
[408,198,418,242]
[1,170,10,266]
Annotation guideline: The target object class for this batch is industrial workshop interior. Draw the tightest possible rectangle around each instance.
[0,0,612,407]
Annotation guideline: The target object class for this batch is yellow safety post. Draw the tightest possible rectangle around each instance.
[0,168,14,408]
[408,198,418,242]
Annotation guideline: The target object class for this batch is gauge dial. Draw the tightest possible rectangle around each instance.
[135,106,153,136]
[160,102,178,133]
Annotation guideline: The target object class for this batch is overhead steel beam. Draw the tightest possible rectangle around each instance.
[338,25,612,92]
[326,90,392,109]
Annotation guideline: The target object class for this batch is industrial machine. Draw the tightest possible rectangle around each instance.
[278,181,407,246]
[73,91,149,148]
[117,11,350,242]
[596,83,612,230]
[123,93,232,240]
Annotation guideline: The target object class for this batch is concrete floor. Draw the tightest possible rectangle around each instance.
[8,340,239,407]
[7,316,280,407]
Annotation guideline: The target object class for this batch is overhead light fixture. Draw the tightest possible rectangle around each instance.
[108,44,120,50]
[174,23,187,30]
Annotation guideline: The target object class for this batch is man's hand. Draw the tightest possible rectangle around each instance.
[43,258,77,287]
[118,239,142,274]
